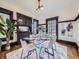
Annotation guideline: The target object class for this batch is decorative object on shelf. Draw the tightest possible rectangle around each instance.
[0,16,15,50]
[35,0,44,13]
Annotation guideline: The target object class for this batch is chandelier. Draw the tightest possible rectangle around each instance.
[36,0,44,13]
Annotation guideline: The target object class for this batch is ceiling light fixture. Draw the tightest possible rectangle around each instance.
[36,0,44,13]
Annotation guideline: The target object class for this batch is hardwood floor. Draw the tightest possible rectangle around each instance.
[0,43,79,59]
[0,44,21,59]
[67,45,79,59]
[60,43,79,59]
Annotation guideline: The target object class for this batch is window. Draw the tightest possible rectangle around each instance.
[32,19,38,34]
[46,16,58,40]
[0,7,13,41]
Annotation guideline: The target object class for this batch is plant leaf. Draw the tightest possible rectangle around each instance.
[0,28,5,35]
[0,23,5,27]
[0,26,6,32]
[0,16,5,24]
[6,19,11,28]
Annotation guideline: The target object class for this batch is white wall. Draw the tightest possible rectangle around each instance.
[74,19,79,46]
[57,0,78,43]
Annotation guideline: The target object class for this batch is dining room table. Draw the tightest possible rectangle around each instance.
[23,34,56,59]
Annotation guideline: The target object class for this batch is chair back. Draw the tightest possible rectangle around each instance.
[20,39,27,48]
[48,36,56,48]
[43,36,56,48]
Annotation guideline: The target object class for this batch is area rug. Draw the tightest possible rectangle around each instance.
[27,42,67,59]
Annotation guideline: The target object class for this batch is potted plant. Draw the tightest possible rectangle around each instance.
[37,25,46,38]
[37,25,45,33]
[0,16,15,50]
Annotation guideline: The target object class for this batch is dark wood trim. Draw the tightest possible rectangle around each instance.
[1,41,19,51]
[58,20,75,23]
[46,16,58,40]
[57,40,78,50]
[57,40,76,46]
[0,7,13,20]
[74,14,79,21]
[58,14,79,23]
[17,12,32,20]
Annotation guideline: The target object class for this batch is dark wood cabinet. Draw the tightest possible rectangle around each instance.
[17,13,32,42]
[17,13,32,26]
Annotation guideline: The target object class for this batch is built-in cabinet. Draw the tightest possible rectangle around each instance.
[17,13,38,41]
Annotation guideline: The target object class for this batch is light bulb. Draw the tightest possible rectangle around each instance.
[36,10,38,13]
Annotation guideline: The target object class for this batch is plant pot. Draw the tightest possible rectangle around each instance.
[6,38,10,50]
[6,44,10,50]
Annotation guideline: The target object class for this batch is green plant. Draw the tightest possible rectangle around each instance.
[0,16,15,49]
[37,25,45,32]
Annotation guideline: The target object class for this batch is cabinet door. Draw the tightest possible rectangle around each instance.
[17,13,32,26]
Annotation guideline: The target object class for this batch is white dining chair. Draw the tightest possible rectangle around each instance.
[20,39,37,59]
[42,36,57,59]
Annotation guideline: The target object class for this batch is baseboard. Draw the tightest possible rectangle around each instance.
[57,40,78,50]
[1,41,19,51]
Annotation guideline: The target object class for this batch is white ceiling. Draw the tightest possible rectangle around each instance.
[2,0,79,23]
[4,0,78,12]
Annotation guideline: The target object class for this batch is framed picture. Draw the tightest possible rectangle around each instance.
[58,21,74,41]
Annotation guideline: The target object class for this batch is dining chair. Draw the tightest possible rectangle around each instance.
[20,39,37,59]
[43,36,57,59]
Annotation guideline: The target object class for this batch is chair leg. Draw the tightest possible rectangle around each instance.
[35,49,39,59]
[20,49,24,59]
[39,48,45,59]
[45,48,50,59]
[23,49,36,59]
[53,43,57,51]
[52,47,54,59]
